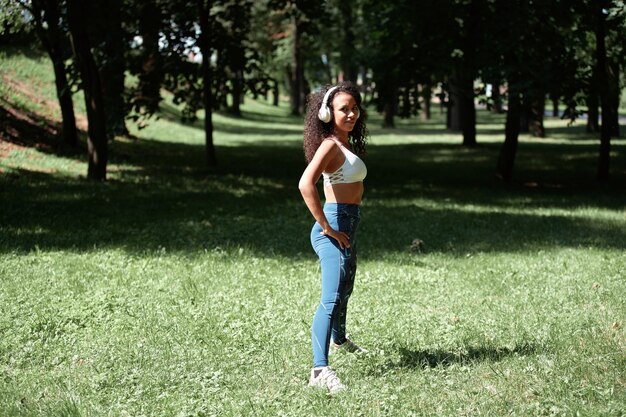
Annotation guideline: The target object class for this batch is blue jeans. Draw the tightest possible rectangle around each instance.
[310,203,360,367]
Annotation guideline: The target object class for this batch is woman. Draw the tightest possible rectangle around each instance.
[298,82,368,394]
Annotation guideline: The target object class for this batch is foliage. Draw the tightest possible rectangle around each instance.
[2,1,626,177]
[136,0,273,123]
[0,0,33,41]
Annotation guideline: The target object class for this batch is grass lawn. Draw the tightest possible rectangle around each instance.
[1,48,625,416]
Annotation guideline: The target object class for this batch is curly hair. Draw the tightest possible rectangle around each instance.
[303,81,368,163]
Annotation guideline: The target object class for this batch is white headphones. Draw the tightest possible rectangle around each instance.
[318,86,338,123]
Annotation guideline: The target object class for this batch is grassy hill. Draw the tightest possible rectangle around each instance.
[1,46,625,416]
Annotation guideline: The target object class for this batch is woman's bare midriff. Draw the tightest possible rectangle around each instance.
[323,182,364,205]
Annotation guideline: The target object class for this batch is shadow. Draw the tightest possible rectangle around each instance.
[1,149,625,258]
[0,45,47,60]
[0,103,86,160]
[358,203,626,259]
[2,104,625,257]
[379,343,540,371]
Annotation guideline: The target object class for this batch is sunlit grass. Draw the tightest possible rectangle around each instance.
[0,46,86,119]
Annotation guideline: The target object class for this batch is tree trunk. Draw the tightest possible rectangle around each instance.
[361,69,370,103]
[460,73,476,146]
[273,78,279,106]
[519,99,530,133]
[586,64,600,132]
[400,87,410,118]
[551,96,558,117]
[497,85,521,182]
[445,92,451,127]
[596,3,612,180]
[420,84,431,121]
[229,28,245,117]
[290,16,304,116]
[460,0,477,147]
[323,51,333,84]
[231,68,243,116]
[439,80,449,119]
[135,0,163,115]
[32,0,78,147]
[379,80,396,128]
[218,78,228,109]
[92,0,128,138]
[67,0,108,180]
[530,96,545,137]
[449,68,477,146]
[198,0,217,167]
[587,92,599,133]
[608,61,620,138]
[52,58,78,147]
[462,92,476,147]
[491,83,503,114]
[383,100,395,128]
[448,73,462,131]
[338,1,357,82]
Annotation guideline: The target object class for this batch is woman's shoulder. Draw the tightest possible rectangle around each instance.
[321,136,342,146]
[316,137,342,157]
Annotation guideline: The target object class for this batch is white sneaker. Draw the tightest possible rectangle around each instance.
[308,366,346,394]
[331,336,368,354]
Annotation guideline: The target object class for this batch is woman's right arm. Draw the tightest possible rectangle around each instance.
[298,140,350,249]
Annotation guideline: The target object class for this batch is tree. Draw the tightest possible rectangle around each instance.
[362,0,458,128]
[66,0,108,180]
[289,10,304,114]
[604,2,625,139]
[215,0,271,117]
[595,2,614,180]
[448,0,483,147]
[127,0,166,120]
[334,0,358,82]
[249,0,288,106]
[13,0,78,147]
[88,0,129,137]
[267,0,328,115]
[497,75,521,182]
[492,0,528,182]
[492,0,577,180]
[156,0,217,166]
[198,0,217,166]
[562,0,625,180]
[152,0,272,166]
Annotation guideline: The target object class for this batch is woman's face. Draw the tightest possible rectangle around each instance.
[331,92,360,134]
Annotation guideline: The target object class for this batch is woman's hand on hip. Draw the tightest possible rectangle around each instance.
[321,228,350,249]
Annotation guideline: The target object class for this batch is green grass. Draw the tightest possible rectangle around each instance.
[1,48,625,416]
[0,46,86,119]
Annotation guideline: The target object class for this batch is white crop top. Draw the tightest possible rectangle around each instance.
[322,139,367,186]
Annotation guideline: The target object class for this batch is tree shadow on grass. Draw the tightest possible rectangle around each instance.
[359,203,626,259]
[1,167,625,257]
[365,140,626,207]
[2,128,625,257]
[0,104,85,159]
